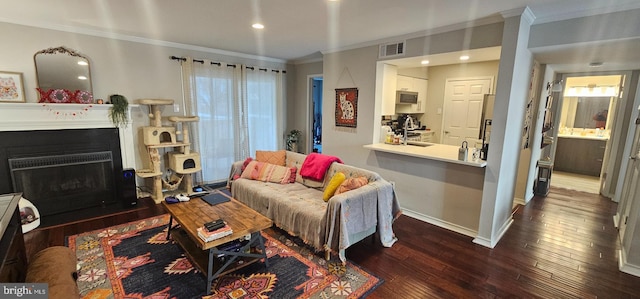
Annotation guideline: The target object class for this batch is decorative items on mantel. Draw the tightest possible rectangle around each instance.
[36,88,93,104]
[41,103,95,118]
[34,46,94,104]
[108,94,129,127]
[0,71,26,103]
[136,99,202,203]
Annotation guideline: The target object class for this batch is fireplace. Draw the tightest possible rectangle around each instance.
[0,103,137,226]
[0,128,123,219]
[9,151,115,217]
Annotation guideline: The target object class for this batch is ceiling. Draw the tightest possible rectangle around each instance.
[0,0,639,69]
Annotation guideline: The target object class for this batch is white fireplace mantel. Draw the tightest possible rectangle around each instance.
[0,103,137,168]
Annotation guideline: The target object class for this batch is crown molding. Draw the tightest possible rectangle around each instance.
[532,2,640,25]
[321,14,504,56]
[0,17,286,64]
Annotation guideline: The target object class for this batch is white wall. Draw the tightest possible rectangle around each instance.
[475,10,535,247]
[322,23,504,235]
[324,46,485,234]
[0,21,287,182]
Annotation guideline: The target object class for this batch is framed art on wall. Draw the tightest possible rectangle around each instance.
[335,88,358,128]
[0,71,26,103]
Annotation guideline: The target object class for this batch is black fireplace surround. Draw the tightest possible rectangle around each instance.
[0,128,124,222]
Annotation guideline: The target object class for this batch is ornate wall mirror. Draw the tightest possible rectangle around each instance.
[34,46,93,103]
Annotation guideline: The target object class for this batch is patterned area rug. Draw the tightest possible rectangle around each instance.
[67,214,382,298]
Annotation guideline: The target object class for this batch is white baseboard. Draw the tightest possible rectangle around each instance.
[401,208,477,238]
[473,217,514,248]
[619,249,640,277]
[613,213,620,228]
[401,208,513,249]
[472,236,492,247]
[513,197,526,206]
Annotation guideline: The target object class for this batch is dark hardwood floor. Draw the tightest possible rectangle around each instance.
[24,187,640,298]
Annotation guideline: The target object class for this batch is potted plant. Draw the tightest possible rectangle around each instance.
[286,129,301,152]
[109,94,129,128]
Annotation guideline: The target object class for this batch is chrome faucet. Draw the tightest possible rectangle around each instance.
[403,116,414,145]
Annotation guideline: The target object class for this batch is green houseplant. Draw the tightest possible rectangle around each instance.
[286,129,301,152]
[109,94,129,128]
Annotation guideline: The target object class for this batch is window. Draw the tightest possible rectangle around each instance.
[183,60,285,183]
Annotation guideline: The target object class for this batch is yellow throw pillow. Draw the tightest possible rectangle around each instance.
[323,172,346,202]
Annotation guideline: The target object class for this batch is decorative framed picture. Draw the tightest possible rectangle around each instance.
[335,88,358,128]
[0,71,26,103]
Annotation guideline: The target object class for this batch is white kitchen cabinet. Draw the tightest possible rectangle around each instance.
[397,75,413,91]
[395,75,427,114]
[378,64,398,115]
[415,130,435,142]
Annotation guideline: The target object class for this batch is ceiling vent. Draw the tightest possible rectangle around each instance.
[379,41,405,58]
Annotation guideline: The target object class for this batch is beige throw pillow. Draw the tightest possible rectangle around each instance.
[256,150,286,166]
[334,176,369,195]
[240,161,296,184]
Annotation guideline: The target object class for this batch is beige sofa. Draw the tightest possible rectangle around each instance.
[228,151,401,262]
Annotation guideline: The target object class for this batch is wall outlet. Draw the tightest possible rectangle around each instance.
[173,103,180,113]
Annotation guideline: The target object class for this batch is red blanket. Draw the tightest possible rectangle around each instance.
[300,153,343,181]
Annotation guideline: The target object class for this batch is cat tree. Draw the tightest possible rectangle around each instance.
[136,99,201,203]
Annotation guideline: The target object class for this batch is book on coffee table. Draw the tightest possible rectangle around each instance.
[197,224,233,242]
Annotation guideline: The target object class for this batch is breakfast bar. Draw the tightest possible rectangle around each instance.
[363,143,487,167]
[361,142,486,236]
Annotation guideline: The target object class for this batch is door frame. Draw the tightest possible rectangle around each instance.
[306,74,323,154]
[615,76,640,226]
[551,71,632,198]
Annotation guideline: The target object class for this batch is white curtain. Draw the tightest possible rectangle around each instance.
[243,66,285,154]
[182,58,245,183]
[181,58,285,184]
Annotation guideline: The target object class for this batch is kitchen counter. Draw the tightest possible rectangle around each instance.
[363,142,487,167]
[557,133,609,141]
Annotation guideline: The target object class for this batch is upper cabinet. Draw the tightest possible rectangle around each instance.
[397,75,413,91]
[395,75,427,114]
[378,64,398,116]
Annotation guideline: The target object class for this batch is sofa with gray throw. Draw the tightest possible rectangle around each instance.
[228,150,401,262]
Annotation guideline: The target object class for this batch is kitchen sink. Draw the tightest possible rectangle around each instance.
[406,141,432,147]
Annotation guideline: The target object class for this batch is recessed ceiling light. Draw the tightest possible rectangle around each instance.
[421,60,430,65]
[77,61,88,66]
[459,55,470,61]
[78,76,87,80]
[252,23,264,29]
[589,62,604,67]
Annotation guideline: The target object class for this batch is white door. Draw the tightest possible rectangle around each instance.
[618,117,640,239]
[442,78,493,146]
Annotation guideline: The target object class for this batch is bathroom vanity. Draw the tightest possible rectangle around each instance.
[554,134,607,177]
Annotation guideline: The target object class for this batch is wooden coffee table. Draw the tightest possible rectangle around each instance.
[161,190,273,295]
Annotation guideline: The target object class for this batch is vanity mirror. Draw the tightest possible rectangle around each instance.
[34,46,93,103]
[560,97,610,129]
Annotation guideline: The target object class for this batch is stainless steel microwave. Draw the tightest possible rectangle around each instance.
[396,91,418,104]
